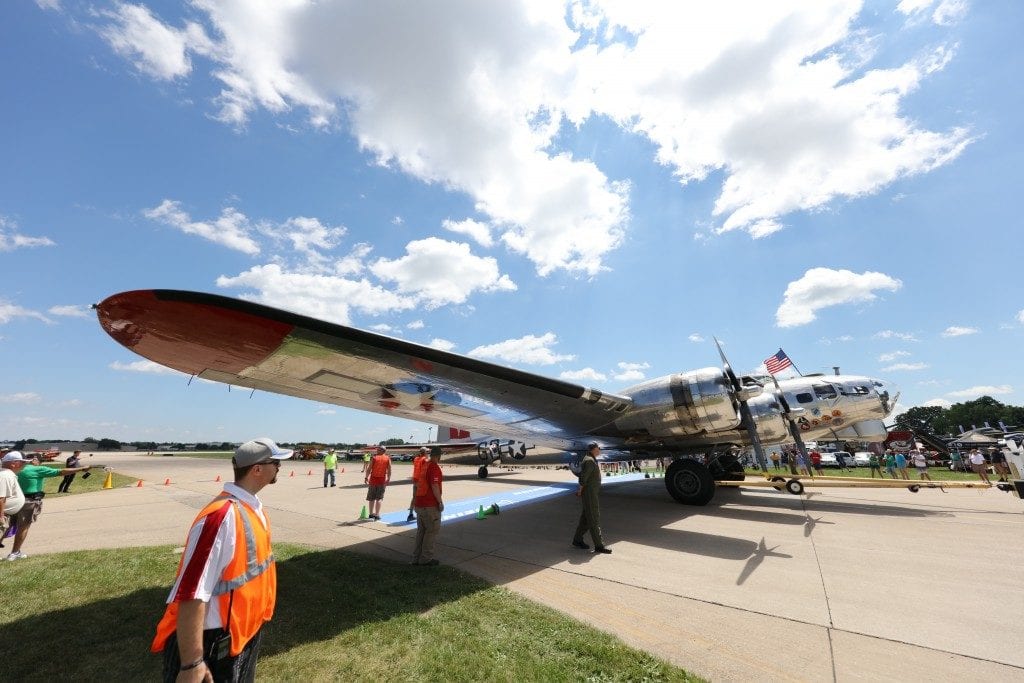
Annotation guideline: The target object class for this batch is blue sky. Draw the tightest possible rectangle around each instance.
[2,1,1021,444]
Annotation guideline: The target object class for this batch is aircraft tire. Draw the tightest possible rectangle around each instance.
[785,479,804,495]
[665,459,715,506]
[477,466,489,479]
[908,484,920,493]
[770,476,786,491]
[996,483,1012,492]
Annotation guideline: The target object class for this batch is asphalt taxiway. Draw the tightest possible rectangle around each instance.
[26,454,1024,682]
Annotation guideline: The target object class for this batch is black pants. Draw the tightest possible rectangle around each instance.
[162,628,263,682]
[57,474,75,493]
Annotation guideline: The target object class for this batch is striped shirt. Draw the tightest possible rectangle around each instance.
[165,482,267,630]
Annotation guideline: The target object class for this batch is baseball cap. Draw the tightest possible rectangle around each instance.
[430,446,443,457]
[233,438,293,468]
[376,445,387,452]
[2,451,27,464]
[419,446,429,454]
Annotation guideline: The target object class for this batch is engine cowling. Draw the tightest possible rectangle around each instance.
[615,368,742,437]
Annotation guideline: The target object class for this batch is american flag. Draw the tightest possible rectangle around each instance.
[764,349,793,375]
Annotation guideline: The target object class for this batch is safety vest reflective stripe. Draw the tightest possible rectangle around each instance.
[212,499,273,594]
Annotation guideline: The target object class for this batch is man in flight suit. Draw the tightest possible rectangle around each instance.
[572,443,611,554]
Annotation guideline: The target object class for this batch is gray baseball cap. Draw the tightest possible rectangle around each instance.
[1,451,26,464]
[233,438,293,467]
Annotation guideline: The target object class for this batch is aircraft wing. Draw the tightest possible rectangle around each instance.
[96,290,634,451]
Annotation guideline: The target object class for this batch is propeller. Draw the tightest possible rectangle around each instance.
[714,337,769,471]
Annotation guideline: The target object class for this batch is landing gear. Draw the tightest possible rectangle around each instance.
[785,479,805,495]
[908,484,920,493]
[707,452,745,481]
[665,459,715,506]
[477,466,489,479]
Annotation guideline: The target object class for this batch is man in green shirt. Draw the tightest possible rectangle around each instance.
[2,451,91,560]
[323,449,338,487]
[572,443,611,554]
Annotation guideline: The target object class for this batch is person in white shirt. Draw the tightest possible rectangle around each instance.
[911,450,932,481]
[968,449,991,484]
[0,455,26,547]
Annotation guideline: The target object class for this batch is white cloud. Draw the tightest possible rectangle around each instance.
[428,338,456,352]
[334,243,373,276]
[144,200,260,255]
[897,0,934,14]
[0,301,50,324]
[613,361,650,382]
[109,359,182,375]
[873,329,919,342]
[94,4,969,276]
[940,325,978,337]
[48,305,90,318]
[1016,309,1024,325]
[776,268,902,327]
[217,264,413,325]
[372,238,516,309]
[947,385,1013,399]
[880,362,929,372]
[406,320,424,330]
[315,408,336,415]
[559,367,607,382]
[932,0,968,26]
[0,216,56,251]
[35,0,61,10]
[443,218,493,248]
[688,333,705,343]
[921,398,952,408]
[99,3,214,81]
[270,216,346,265]
[369,324,394,333]
[0,392,42,404]
[469,333,574,366]
[878,350,910,362]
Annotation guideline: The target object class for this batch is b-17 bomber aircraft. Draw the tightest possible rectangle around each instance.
[95,290,897,506]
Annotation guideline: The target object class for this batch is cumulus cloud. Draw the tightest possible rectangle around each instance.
[613,361,651,382]
[406,320,424,330]
[881,362,929,371]
[873,329,919,342]
[940,325,978,337]
[0,301,50,324]
[109,359,182,375]
[878,350,910,362]
[688,333,705,343]
[99,3,215,81]
[372,238,516,309]
[315,408,336,415]
[428,338,456,352]
[369,324,394,333]
[443,218,494,248]
[48,305,89,318]
[93,4,970,275]
[921,398,952,408]
[776,268,902,327]
[216,264,413,325]
[469,333,574,366]
[946,385,1013,399]
[559,367,607,382]
[144,200,260,255]
[0,392,42,404]
[0,216,56,251]
[1017,309,1024,325]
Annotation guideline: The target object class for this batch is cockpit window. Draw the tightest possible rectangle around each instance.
[813,384,837,399]
[795,392,813,404]
[844,385,870,395]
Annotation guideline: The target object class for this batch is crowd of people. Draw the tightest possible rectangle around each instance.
[764,444,1010,483]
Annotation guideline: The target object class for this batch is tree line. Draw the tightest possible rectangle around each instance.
[894,396,1024,437]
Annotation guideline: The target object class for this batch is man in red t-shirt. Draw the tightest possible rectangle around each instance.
[809,450,823,475]
[412,447,444,566]
[364,446,392,520]
[406,446,429,523]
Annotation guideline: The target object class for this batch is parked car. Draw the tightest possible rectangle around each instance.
[853,451,873,467]
[820,451,852,468]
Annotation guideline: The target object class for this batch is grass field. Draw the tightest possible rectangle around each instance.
[0,544,700,682]
[37,468,137,496]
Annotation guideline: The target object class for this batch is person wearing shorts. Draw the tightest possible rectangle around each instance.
[969,449,991,484]
[911,450,931,481]
[989,448,1009,482]
[3,451,91,560]
[364,446,391,520]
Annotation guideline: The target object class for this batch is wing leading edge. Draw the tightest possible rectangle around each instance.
[96,290,633,450]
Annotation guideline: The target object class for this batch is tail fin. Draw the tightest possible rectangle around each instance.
[435,425,472,442]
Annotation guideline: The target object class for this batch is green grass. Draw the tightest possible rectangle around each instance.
[0,544,700,682]
[38,469,136,496]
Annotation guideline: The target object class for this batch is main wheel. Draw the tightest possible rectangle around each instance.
[785,479,804,495]
[908,484,920,493]
[477,466,489,479]
[665,459,715,505]
[770,476,786,491]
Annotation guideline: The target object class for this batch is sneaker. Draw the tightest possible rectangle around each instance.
[571,540,590,550]
[593,546,612,554]
[406,512,416,522]
[7,551,26,561]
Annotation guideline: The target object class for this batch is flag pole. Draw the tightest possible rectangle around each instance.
[789,359,804,377]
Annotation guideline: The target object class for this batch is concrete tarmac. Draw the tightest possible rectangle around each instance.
[21,454,1024,682]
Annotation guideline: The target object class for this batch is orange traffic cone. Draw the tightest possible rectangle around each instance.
[215,474,221,482]
[340,467,345,473]
[136,479,144,487]
[307,469,312,476]
[163,478,171,486]
[289,471,294,477]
